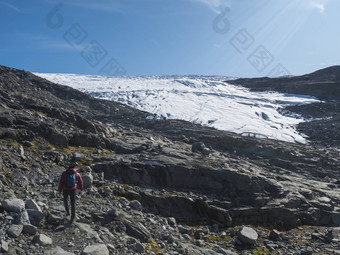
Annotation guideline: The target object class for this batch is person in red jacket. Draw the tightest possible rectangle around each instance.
[58,163,83,223]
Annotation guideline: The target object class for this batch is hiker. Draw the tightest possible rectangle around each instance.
[58,163,83,223]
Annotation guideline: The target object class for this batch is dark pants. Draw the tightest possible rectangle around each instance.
[63,189,76,220]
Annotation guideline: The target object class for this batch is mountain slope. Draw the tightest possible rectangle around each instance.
[0,65,340,254]
[228,65,340,100]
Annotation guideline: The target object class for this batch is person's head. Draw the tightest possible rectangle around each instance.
[69,162,76,169]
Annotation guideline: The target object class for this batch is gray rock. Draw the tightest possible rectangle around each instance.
[7,224,23,238]
[27,209,44,226]
[1,198,25,213]
[18,145,26,159]
[46,212,63,226]
[124,220,151,242]
[23,224,37,235]
[129,200,143,210]
[73,152,85,161]
[25,199,42,212]
[168,217,177,226]
[82,173,93,189]
[76,223,101,242]
[202,147,211,155]
[49,133,68,147]
[1,240,9,252]
[182,234,191,240]
[49,246,75,255]
[81,243,109,255]
[33,234,53,246]
[269,229,281,240]
[192,142,206,153]
[217,248,238,255]
[301,247,314,255]
[132,241,144,252]
[237,226,258,245]
[17,209,31,225]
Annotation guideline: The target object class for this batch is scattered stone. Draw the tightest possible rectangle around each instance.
[301,246,314,255]
[33,234,53,246]
[17,209,31,225]
[46,211,63,226]
[132,241,144,252]
[182,234,191,240]
[237,226,258,245]
[23,224,37,235]
[81,243,109,255]
[129,200,142,210]
[269,229,281,240]
[217,248,238,255]
[49,246,75,255]
[192,142,206,153]
[1,240,9,253]
[168,217,177,226]
[7,224,23,238]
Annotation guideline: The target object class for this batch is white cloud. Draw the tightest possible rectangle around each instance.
[308,0,328,13]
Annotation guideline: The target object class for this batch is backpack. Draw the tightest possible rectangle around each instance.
[66,172,76,188]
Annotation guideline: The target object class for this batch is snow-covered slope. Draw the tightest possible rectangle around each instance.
[35,73,319,144]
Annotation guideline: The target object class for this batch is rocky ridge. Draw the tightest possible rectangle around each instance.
[228,66,340,147]
[0,65,340,254]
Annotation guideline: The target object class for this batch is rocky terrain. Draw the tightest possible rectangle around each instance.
[229,66,340,147]
[0,64,340,254]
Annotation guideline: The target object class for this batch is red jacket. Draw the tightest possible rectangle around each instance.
[58,168,83,192]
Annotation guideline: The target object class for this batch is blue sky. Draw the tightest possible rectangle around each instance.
[0,0,339,77]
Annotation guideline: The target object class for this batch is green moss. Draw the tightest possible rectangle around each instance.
[8,139,19,148]
[253,247,271,255]
[144,239,162,254]
[3,169,13,180]
[37,112,47,117]
[113,195,121,200]
[78,157,93,166]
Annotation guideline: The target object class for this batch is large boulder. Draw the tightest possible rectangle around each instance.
[82,173,93,189]
[81,244,109,255]
[237,226,258,245]
[1,198,25,213]
[27,209,44,226]
[49,133,68,147]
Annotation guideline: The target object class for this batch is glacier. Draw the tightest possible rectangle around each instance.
[35,73,319,144]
